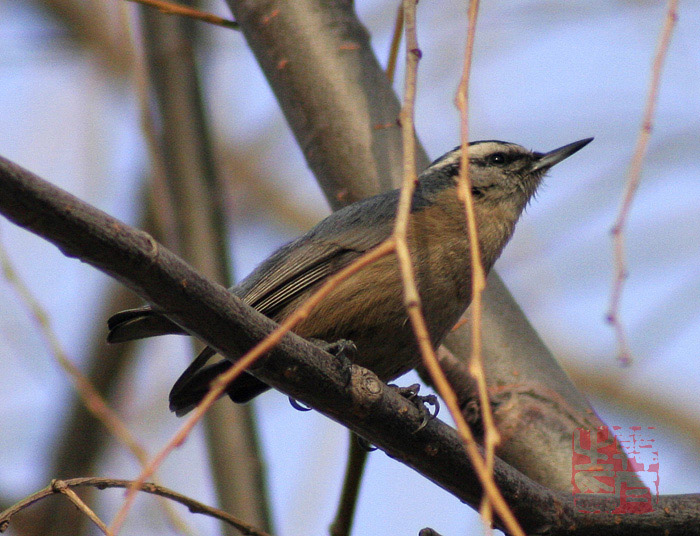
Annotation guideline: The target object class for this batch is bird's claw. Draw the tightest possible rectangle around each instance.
[318,338,357,359]
[355,434,378,452]
[311,338,356,387]
[288,397,313,411]
[391,383,440,432]
[288,339,358,412]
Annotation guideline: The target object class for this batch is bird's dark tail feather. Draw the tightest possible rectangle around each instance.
[169,349,270,416]
[109,307,270,414]
[107,306,186,343]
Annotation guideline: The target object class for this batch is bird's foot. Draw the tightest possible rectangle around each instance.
[390,383,440,432]
[355,435,378,452]
[311,338,357,387]
[312,338,357,359]
[288,338,357,411]
[288,398,313,411]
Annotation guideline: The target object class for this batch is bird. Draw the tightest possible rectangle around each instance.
[107,138,593,416]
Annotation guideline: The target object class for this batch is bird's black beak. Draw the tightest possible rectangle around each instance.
[531,137,594,172]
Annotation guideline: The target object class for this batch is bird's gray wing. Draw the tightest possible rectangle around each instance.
[239,191,399,316]
[240,239,377,316]
[169,192,399,415]
[242,243,349,315]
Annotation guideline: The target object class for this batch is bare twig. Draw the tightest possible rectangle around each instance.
[0,240,151,466]
[124,0,239,29]
[454,0,507,531]
[386,2,403,84]
[50,480,112,536]
[0,478,271,536]
[329,435,369,536]
[393,0,429,406]
[396,1,521,534]
[607,0,678,365]
[0,237,191,534]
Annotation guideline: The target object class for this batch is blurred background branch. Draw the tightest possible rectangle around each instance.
[138,2,272,534]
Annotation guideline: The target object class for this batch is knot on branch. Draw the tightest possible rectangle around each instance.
[347,365,383,416]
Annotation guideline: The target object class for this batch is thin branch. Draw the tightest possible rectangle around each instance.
[396,2,520,534]
[393,0,428,415]
[0,236,191,534]
[329,435,369,536]
[51,480,112,536]
[385,2,403,84]
[124,0,240,29]
[0,241,151,464]
[454,0,507,531]
[0,478,271,536]
[607,0,678,365]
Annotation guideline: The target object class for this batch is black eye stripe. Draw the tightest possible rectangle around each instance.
[429,147,531,174]
[471,158,491,168]
[440,162,461,176]
[472,152,527,167]
[490,153,507,164]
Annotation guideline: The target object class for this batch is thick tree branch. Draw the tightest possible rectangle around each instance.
[1,155,699,535]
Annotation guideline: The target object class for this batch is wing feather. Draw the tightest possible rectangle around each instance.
[239,190,399,317]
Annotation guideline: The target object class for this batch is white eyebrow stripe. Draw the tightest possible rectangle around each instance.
[467,141,523,159]
[434,151,460,168]
[427,140,530,172]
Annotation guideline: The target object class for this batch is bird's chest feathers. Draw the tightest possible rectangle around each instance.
[407,204,472,317]
[474,203,519,269]
[407,196,518,311]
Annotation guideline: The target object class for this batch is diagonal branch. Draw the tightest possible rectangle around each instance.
[607,0,679,365]
[1,148,700,535]
[124,0,239,29]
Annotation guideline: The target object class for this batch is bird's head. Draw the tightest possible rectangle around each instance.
[425,137,593,209]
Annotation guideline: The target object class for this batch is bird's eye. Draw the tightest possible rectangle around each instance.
[487,152,508,165]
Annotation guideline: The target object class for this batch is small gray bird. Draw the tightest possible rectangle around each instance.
[108,138,592,416]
